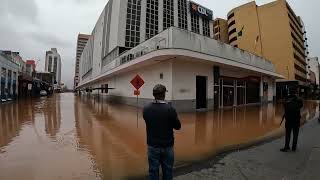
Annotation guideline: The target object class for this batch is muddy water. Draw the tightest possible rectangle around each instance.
[0,93,318,180]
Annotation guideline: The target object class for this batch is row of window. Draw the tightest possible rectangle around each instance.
[291,32,305,52]
[286,3,302,28]
[288,13,303,37]
[292,42,306,59]
[294,64,307,74]
[227,12,234,20]
[295,74,306,82]
[125,0,142,47]
[228,28,237,36]
[0,68,17,81]
[146,0,159,40]
[294,53,307,66]
[229,36,237,44]
[202,18,210,37]
[163,0,174,30]
[290,23,304,43]
[178,0,188,30]
[191,13,200,33]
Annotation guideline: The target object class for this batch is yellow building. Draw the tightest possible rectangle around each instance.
[226,0,308,93]
[213,18,229,44]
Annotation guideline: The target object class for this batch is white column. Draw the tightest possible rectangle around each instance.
[199,16,203,35]
[187,8,192,31]
[260,76,264,103]
[158,0,163,32]
[209,21,214,38]
[140,0,147,42]
[173,0,178,27]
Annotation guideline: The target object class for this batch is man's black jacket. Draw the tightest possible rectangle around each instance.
[143,101,181,148]
[283,95,303,127]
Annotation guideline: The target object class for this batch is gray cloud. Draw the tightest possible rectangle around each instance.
[0,0,38,23]
[28,32,71,48]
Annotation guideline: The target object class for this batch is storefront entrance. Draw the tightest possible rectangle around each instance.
[196,76,207,109]
[213,77,260,108]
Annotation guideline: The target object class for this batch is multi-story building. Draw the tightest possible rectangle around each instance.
[306,57,319,87]
[213,18,229,43]
[77,0,282,112]
[45,48,62,86]
[226,0,308,98]
[26,60,36,77]
[0,51,19,101]
[74,34,90,89]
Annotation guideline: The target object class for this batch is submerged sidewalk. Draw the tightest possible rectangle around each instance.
[175,118,320,180]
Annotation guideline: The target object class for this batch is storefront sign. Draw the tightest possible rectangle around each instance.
[190,1,213,20]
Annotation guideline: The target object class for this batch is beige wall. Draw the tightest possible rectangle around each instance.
[213,18,229,44]
[227,0,307,82]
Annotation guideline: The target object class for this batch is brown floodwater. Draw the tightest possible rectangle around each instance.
[0,93,318,180]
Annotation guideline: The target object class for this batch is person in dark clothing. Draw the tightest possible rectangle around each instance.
[143,84,181,180]
[281,88,303,152]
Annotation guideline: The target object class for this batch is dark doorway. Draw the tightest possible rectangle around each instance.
[196,76,207,109]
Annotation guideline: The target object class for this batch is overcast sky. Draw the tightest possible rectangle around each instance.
[0,0,318,88]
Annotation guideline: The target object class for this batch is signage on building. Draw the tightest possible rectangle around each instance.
[130,75,145,90]
[189,1,213,20]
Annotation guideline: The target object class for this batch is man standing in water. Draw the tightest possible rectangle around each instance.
[281,88,303,152]
[143,84,181,180]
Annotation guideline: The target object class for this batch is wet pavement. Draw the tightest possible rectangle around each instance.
[0,93,318,180]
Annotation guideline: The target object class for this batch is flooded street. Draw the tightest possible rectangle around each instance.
[0,93,318,180]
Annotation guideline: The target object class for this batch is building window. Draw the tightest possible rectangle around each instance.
[228,20,235,28]
[1,68,6,80]
[48,56,52,72]
[163,0,174,30]
[7,70,12,81]
[178,0,188,30]
[227,12,234,20]
[53,57,58,74]
[146,0,159,40]
[125,0,141,47]
[191,13,200,34]
[229,36,237,43]
[202,18,210,37]
[228,28,237,36]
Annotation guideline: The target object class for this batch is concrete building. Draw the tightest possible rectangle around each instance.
[0,51,19,101]
[45,48,62,87]
[213,18,229,43]
[307,57,319,87]
[226,0,308,97]
[74,34,90,89]
[77,0,282,112]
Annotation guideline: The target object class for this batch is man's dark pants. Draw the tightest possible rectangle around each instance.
[285,123,300,150]
[148,146,174,180]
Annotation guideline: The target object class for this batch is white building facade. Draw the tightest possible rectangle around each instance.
[0,51,19,101]
[45,48,62,86]
[77,0,282,112]
[307,57,319,86]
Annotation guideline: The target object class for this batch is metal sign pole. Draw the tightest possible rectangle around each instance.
[136,94,139,128]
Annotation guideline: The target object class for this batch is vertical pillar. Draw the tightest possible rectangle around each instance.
[199,17,203,35]
[173,0,179,27]
[158,0,164,32]
[187,3,192,32]
[273,80,277,102]
[140,0,147,43]
[260,76,264,103]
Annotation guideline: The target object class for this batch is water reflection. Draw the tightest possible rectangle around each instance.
[0,94,318,180]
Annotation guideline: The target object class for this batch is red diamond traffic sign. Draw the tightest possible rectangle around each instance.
[130,75,145,90]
